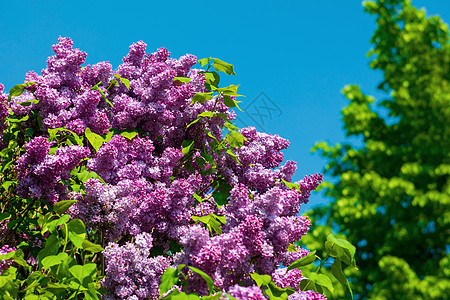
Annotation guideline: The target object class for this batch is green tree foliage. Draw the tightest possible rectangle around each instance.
[302,0,450,299]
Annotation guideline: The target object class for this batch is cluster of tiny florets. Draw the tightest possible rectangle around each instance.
[2,37,325,300]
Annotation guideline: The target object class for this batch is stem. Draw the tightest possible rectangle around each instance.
[4,198,37,246]
[302,245,334,291]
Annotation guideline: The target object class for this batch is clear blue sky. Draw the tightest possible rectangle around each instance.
[1,0,449,211]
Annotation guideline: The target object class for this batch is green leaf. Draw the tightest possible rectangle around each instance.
[198,57,211,68]
[222,294,240,300]
[182,140,195,156]
[287,250,317,271]
[250,272,271,287]
[12,249,30,268]
[226,148,241,164]
[204,71,220,88]
[225,131,247,148]
[186,117,201,130]
[8,115,29,123]
[212,58,236,75]
[287,243,298,252]
[38,235,60,264]
[69,263,97,285]
[67,219,86,248]
[264,281,289,300]
[198,111,214,118]
[201,293,223,300]
[193,193,203,203]
[159,267,179,296]
[120,130,138,140]
[211,179,232,207]
[46,214,70,235]
[331,258,353,298]
[188,266,215,295]
[18,99,39,107]
[81,240,104,253]
[114,74,130,89]
[0,212,11,222]
[85,127,104,151]
[54,200,77,215]
[192,214,225,235]
[41,252,69,270]
[174,77,192,83]
[326,234,357,267]
[167,292,201,299]
[0,251,15,261]
[191,92,214,104]
[281,178,301,192]
[224,122,239,131]
[1,181,14,191]
[308,273,334,293]
[8,84,25,101]
[223,95,236,108]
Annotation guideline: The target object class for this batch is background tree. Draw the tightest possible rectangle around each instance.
[302,0,450,299]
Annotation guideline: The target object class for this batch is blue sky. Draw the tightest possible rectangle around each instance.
[1,0,449,211]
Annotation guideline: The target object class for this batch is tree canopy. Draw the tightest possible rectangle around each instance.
[303,0,450,299]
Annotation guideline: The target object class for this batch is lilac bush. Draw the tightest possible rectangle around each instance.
[0,37,356,299]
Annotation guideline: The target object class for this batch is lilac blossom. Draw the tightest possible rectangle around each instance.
[15,136,90,203]
[288,290,328,300]
[5,37,326,299]
[0,245,16,272]
[227,284,265,300]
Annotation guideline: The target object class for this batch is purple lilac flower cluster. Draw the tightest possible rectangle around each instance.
[3,37,326,299]
[0,84,8,135]
[288,290,328,300]
[226,285,266,299]
[0,245,16,272]
[15,136,90,203]
[102,232,171,300]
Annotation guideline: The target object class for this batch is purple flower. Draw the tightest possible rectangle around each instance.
[0,245,16,272]
[288,290,327,300]
[227,284,265,300]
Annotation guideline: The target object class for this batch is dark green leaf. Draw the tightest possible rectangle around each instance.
[67,219,86,248]
[331,258,353,298]
[188,266,215,295]
[264,282,289,300]
[37,235,60,266]
[308,273,334,293]
[223,95,236,108]
[287,250,317,271]
[0,212,11,222]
